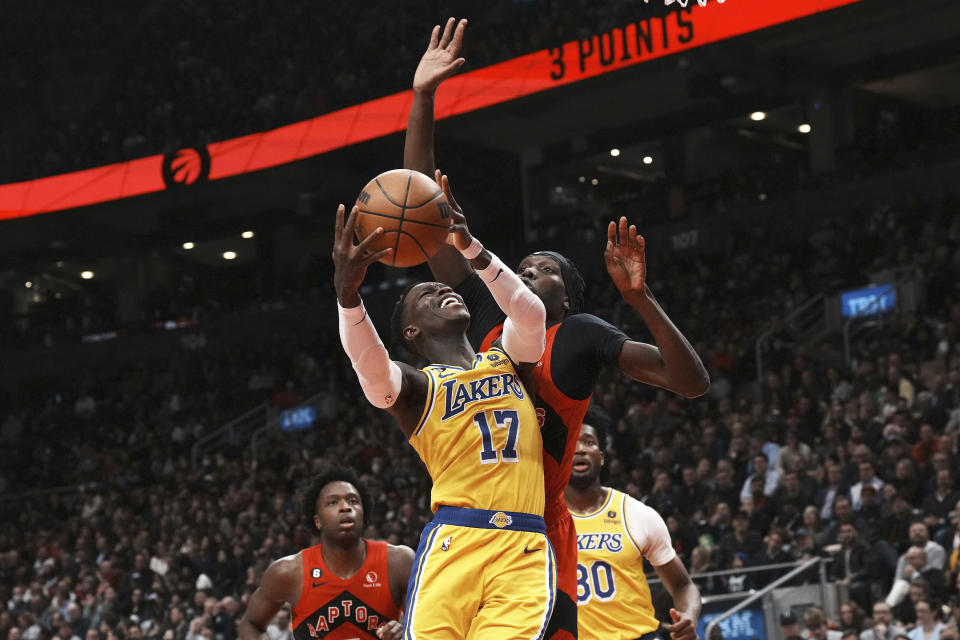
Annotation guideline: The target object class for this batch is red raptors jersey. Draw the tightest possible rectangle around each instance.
[480,323,590,511]
[291,540,399,640]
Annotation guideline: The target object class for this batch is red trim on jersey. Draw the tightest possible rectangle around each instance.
[292,540,399,639]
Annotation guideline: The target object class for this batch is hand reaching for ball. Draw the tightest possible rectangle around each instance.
[435,170,473,252]
[332,204,391,307]
[414,18,467,94]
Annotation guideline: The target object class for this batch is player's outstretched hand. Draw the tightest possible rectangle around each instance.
[604,216,646,295]
[666,608,698,640]
[435,171,473,252]
[332,204,392,306]
[413,17,467,94]
[376,620,403,640]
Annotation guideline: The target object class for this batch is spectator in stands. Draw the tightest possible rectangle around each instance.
[908,600,944,640]
[824,496,868,546]
[862,601,908,640]
[853,459,887,510]
[805,607,842,640]
[740,452,780,502]
[777,428,813,475]
[833,522,878,609]
[841,601,868,636]
[923,472,960,540]
[782,612,802,640]
[818,459,852,522]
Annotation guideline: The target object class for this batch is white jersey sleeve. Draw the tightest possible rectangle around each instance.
[623,494,677,567]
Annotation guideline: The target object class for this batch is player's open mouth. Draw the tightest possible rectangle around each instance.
[572,461,589,472]
[439,294,463,309]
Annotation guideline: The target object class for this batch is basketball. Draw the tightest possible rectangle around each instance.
[354,169,453,267]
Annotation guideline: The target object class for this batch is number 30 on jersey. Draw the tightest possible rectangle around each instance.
[577,561,616,603]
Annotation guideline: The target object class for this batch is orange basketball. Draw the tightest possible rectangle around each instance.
[354,169,453,267]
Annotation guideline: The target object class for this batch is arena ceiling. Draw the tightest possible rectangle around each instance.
[1,0,958,293]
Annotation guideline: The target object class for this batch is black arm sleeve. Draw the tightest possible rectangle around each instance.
[455,273,507,351]
[550,313,629,400]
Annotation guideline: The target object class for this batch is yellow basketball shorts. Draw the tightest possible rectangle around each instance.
[403,506,557,640]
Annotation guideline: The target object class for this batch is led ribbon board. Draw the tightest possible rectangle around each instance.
[0,0,863,219]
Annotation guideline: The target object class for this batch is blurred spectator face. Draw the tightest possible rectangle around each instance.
[827,463,842,486]
[86,631,99,640]
[716,460,733,484]
[859,461,875,482]
[733,513,748,534]
[910,584,927,604]
[896,460,913,480]
[654,472,671,492]
[933,453,950,471]
[808,622,828,640]
[872,603,893,624]
[804,506,818,529]
[754,455,768,475]
[767,532,783,553]
[938,470,952,492]
[9,628,21,640]
[127,625,142,640]
[915,601,934,626]
[906,546,926,569]
[834,497,852,521]
[784,472,799,494]
[696,459,713,481]
[910,523,930,547]
[715,502,731,521]
[840,523,858,547]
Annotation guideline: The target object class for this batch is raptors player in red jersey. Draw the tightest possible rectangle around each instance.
[238,469,413,640]
[403,18,710,640]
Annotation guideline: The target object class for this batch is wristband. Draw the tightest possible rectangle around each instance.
[460,238,483,260]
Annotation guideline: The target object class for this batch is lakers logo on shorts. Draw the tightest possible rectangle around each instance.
[490,512,513,528]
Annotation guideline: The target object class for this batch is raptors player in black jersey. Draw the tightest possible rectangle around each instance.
[403,18,709,640]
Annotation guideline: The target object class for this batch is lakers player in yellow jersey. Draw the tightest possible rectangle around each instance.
[333,174,555,640]
[565,410,700,640]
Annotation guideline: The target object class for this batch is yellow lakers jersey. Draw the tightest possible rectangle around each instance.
[570,488,676,640]
[409,347,545,516]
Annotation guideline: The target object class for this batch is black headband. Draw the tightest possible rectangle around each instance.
[531,250,584,315]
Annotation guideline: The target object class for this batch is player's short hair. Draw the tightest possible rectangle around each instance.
[530,250,584,315]
[583,404,610,451]
[302,467,372,532]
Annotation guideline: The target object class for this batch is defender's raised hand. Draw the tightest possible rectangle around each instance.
[413,17,467,94]
[332,204,392,307]
[605,216,647,295]
[434,171,473,252]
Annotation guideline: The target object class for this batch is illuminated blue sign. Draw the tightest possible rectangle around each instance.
[279,406,317,432]
[699,609,767,640]
[841,284,896,318]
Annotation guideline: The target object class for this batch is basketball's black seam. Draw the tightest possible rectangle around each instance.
[373,177,407,208]
[376,228,431,266]
[405,188,445,209]
[391,171,413,267]
[356,209,450,229]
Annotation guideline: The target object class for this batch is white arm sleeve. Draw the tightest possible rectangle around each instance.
[338,300,403,409]
[624,495,677,567]
[474,249,546,363]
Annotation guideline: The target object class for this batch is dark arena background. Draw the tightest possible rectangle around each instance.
[2,1,960,639]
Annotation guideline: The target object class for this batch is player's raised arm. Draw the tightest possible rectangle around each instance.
[332,205,427,435]
[404,18,472,289]
[438,174,545,363]
[604,217,710,398]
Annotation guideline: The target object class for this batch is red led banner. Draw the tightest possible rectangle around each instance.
[0,0,863,220]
